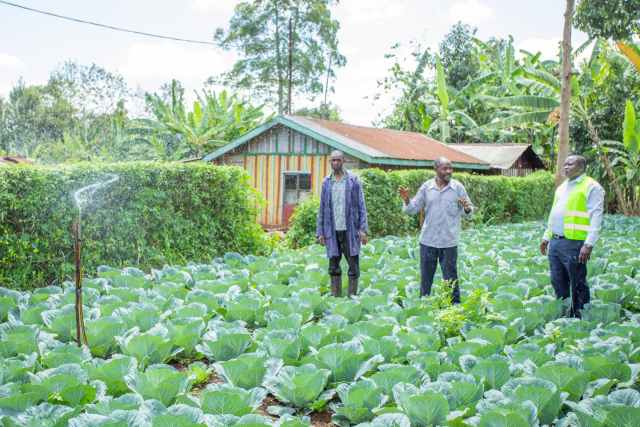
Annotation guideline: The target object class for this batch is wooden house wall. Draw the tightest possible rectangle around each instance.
[216,124,363,227]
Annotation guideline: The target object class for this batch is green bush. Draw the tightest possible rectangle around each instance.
[284,196,320,249]
[0,162,268,290]
[286,169,555,245]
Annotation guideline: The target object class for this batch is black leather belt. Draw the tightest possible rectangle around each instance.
[552,234,565,240]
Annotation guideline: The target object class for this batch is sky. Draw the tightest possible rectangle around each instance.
[0,0,588,125]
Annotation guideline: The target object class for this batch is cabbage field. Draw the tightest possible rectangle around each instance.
[1,216,640,427]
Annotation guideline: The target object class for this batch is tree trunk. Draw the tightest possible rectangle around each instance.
[555,0,574,186]
[275,2,284,115]
[323,53,332,106]
[287,16,293,114]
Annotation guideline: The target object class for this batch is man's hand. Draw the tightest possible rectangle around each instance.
[359,231,368,245]
[458,197,471,213]
[540,240,549,256]
[398,186,410,204]
[579,244,592,263]
[318,235,326,246]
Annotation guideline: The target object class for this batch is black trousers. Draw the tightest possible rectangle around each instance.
[420,245,460,303]
[548,237,590,317]
[328,231,360,279]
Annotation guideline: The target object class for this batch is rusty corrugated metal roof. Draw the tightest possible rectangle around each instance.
[288,116,485,165]
[0,156,33,166]
[203,115,489,169]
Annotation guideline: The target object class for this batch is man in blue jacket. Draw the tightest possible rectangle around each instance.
[316,150,369,297]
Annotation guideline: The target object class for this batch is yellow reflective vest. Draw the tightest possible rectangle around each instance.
[547,176,595,241]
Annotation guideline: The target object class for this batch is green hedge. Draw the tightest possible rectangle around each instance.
[0,162,268,290]
[286,169,555,247]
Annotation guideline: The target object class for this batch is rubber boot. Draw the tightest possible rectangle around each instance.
[348,277,358,297]
[330,275,342,297]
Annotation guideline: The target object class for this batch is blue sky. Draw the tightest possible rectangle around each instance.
[0,0,588,124]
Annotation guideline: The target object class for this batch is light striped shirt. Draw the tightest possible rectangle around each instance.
[331,172,347,231]
[543,174,605,246]
[403,178,473,248]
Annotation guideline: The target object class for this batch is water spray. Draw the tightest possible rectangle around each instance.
[72,174,119,347]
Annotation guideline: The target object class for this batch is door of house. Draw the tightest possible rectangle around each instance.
[283,172,312,226]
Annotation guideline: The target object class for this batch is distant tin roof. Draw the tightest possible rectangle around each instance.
[447,143,541,170]
[0,156,33,166]
[203,115,489,169]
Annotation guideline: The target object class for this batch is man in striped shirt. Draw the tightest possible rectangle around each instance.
[399,157,474,303]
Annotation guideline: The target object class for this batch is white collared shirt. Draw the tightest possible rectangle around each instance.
[544,174,605,246]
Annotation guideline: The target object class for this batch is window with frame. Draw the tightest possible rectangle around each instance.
[283,172,312,204]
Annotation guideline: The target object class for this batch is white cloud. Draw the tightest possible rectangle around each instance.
[116,41,235,95]
[518,37,561,61]
[0,54,26,97]
[0,82,12,97]
[335,0,408,24]
[189,0,238,16]
[0,53,25,70]
[448,0,494,26]
[110,41,237,116]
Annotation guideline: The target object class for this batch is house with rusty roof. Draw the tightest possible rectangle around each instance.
[203,115,494,227]
[0,156,33,166]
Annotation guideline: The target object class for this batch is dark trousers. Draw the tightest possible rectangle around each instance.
[328,231,360,279]
[420,245,460,303]
[548,237,590,317]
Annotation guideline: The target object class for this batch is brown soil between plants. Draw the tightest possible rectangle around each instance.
[172,360,336,425]
[310,409,334,426]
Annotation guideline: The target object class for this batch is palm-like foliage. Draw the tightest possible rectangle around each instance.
[133,82,268,160]
[601,100,640,214]
[423,56,480,142]
[616,40,640,72]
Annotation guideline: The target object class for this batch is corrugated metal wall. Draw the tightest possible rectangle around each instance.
[243,154,330,226]
[218,125,361,227]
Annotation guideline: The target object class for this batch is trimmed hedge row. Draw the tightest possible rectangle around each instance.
[0,162,268,290]
[286,169,555,248]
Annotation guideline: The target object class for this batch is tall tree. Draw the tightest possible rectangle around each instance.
[374,42,434,132]
[574,0,640,40]
[0,80,78,156]
[556,0,575,185]
[575,0,640,73]
[294,102,341,121]
[48,61,131,117]
[439,22,481,90]
[213,0,345,114]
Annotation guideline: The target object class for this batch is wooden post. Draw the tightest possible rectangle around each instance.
[73,220,88,347]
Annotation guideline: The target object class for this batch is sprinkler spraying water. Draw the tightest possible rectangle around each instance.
[72,174,119,347]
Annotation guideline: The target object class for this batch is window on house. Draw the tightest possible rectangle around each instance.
[283,172,312,205]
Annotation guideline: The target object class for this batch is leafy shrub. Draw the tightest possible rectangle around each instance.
[0,162,268,290]
[284,196,320,249]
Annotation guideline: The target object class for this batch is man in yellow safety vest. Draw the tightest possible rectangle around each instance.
[540,154,605,317]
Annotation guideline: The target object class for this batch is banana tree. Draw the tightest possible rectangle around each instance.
[601,100,640,215]
[473,35,527,96]
[424,56,480,142]
[134,85,267,160]
[616,40,640,72]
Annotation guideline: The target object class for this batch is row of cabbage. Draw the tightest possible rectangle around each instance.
[0,215,639,426]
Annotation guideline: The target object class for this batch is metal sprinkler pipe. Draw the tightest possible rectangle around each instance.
[71,173,118,347]
[73,218,88,347]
